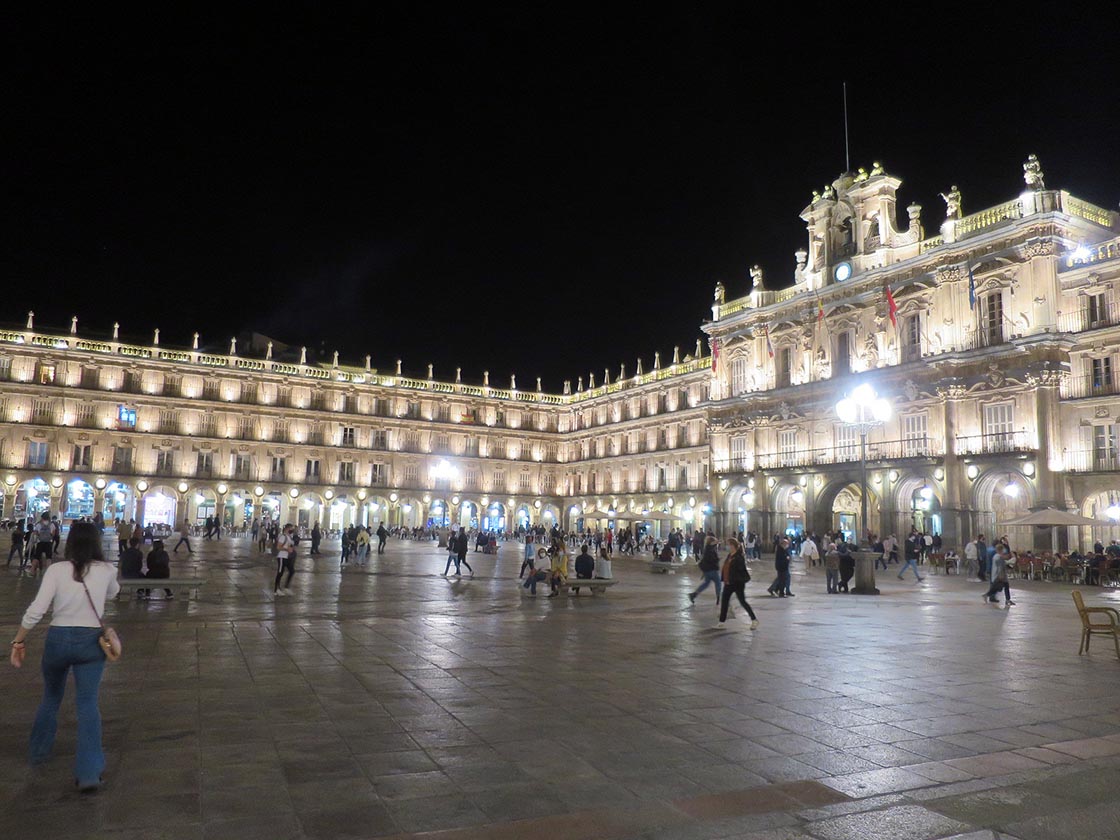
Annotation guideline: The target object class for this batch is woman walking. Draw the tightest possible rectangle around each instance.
[688,535,722,605]
[718,538,758,630]
[9,521,120,792]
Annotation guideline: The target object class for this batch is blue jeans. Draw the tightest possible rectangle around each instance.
[826,568,839,592]
[691,569,723,602]
[30,626,106,785]
[899,558,922,580]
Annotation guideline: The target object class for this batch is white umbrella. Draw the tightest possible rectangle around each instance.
[999,508,1106,527]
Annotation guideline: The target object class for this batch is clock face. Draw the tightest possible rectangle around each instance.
[834,262,852,282]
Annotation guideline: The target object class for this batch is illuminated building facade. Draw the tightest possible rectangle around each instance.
[0,155,1117,548]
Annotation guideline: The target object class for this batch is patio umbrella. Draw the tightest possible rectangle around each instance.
[999,508,1106,527]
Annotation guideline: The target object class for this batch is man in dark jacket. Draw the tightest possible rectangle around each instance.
[572,544,595,594]
[119,538,144,580]
[142,539,174,599]
[768,537,793,597]
[688,536,723,605]
[376,523,388,554]
[455,529,473,576]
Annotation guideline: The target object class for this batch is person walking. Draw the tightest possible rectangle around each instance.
[717,538,758,629]
[800,533,820,568]
[688,535,723,606]
[172,518,193,553]
[30,512,55,576]
[115,518,131,556]
[455,529,473,577]
[767,537,794,597]
[984,546,1016,607]
[310,522,321,556]
[6,520,25,568]
[9,521,120,792]
[376,523,388,555]
[355,527,370,566]
[898,533,924,582]
[274,524,297,597]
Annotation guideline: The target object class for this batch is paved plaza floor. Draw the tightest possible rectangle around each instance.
[2,535,1120,840]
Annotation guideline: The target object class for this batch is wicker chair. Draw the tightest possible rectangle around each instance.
[1072,591,1120,658]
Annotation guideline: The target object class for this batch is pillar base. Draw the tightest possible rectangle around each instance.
[851,549,880,595]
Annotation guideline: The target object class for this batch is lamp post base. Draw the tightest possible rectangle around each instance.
[851,549,881,595]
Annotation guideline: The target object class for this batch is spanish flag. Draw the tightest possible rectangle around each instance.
[816,294,825,325]
[764,325,775,358]
[885,284,898,329]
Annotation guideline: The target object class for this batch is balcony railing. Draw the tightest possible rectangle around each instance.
[1065,450,1120,473]
[715,438,943,472]
[1061,373,1118,400]
[1058,302,1120,333]
[956,430,1035,455]
[965,328,1008,350]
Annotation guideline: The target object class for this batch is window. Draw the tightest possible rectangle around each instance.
[776,347,792,388]
[778,429,797,466]
[27,441,49,468]
[338,462,355,483]
[519,471,532,491]
[160,409,177,433]
[196,452,213,477]
[1091,357,1113,391]
[982,292,1004,345]
[117,405,137,429]
[370,429,388,449]
[112,446,132,471]
[492,469,506,490]
[835,424,859,461]
[983,402,1015,451]
[274,419,288,442]
[679,466,689,489]
[902,413,929,457]
[731,357,749,395]
[233,454,251,479]
[435,433,450,453]
[1093,424,1119,470]
[730,436,748,470]
[238,416,254,440]
[370,463,385,485]
[834,331,852,375]
[75,403,94,427]
[403,463,418,485]
[305,459,320,481]
[902,314,922,362]
[466,469,480,489]
[155,450,174,475]
[32,399,52,423]
[72,444,92,468]
[341,426,356,447]
[1087,292,1108,327]
[271,457,286,481]
[39,364,56,384]
[437,405,451,422]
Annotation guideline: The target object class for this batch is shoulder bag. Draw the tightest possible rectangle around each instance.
[82,576,122,662]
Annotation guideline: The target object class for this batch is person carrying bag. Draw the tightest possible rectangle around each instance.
[9,521,121,792]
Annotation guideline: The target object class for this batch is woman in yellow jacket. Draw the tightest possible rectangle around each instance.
[548,539,569,598]
[355,527,371,566]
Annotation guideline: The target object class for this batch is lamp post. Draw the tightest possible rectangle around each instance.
[835,383,891,595]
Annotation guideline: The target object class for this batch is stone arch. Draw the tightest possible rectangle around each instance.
[971,468,1035,549]
[484,501,508,532]
[397,496,423,529]
[140,484,179,527]
[1080,490,1120,552]
[893,474,942,538]
[63,478,96,521]
[814,477,882,541]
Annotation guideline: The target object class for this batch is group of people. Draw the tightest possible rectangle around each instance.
[688,535,759,628]
[337,523,390,566]
[519,536,612,596]
[5,512,61,575]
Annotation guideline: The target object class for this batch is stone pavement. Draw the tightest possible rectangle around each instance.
[2,535,1120,840]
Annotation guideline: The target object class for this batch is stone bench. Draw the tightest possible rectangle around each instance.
[557,577,617,595]
[117,577,207,599]
[646,560,685,574]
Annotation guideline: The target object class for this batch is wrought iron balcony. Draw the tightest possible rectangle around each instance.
[1061,373,1118,400]
[956,430,1035,456]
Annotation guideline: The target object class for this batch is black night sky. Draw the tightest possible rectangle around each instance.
[5,7,1118,389]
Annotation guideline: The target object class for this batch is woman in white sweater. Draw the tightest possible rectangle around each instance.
[9,521,120,792]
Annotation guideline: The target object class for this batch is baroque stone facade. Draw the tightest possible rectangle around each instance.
[1,157,1117,548]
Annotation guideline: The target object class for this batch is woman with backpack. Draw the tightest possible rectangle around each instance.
[718,538,758,630]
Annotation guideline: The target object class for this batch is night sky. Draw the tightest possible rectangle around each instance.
[6,8,1117,390]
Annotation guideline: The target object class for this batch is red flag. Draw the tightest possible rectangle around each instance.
[710,338,719,372]
[816,295,825,325]
[764,326,775,358]
[885,285,898,329]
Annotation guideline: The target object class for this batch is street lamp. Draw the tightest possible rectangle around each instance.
[835,383,891,548]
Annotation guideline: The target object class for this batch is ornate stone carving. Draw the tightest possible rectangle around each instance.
[937,265,964,285]
[987,365,1005,388]
[1022,238,1056,258]
[903,379,920,401]
[1095,406,1111,419]
[778,401,795,420]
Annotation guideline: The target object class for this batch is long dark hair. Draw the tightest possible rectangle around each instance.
[65,520,105,581]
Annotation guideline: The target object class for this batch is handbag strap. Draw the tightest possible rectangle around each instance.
[80,576,107,632]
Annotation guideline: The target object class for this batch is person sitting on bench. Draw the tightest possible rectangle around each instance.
[142,540,174,599]
[521,551,548,596]
[658,544,675,564]
[573,544,595,594]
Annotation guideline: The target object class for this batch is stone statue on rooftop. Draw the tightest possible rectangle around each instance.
[26,311,34,330]
[822,184,835,200]
[749,264,765,291]
[714,281,725,304]
[870,161,885,176]
[811,190,821,203]
[1023,154,1045,190]
[940,185,962,219]
[70,316,78,334]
